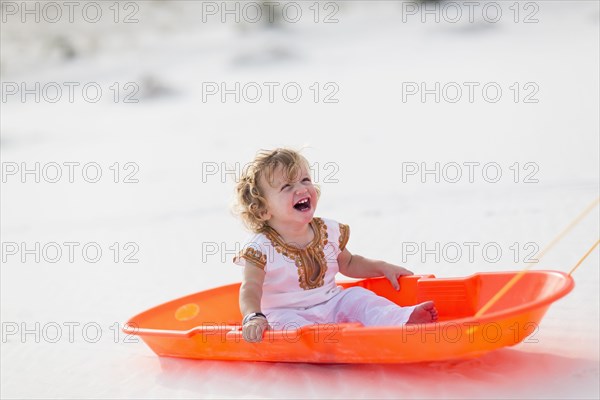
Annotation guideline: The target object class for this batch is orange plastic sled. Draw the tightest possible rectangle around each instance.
[122,270,574,364]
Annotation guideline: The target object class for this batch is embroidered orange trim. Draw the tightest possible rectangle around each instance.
[264,218,329,290]
[234,247,267,270]
[338,223,350,251]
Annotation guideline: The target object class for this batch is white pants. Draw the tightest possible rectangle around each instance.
[264,286,417,329]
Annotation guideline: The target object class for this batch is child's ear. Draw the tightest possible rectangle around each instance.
[258,209,272,221]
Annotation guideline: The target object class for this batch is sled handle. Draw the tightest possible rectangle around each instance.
[122,323,241,338]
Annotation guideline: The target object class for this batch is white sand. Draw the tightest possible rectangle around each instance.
[1,1,598,398]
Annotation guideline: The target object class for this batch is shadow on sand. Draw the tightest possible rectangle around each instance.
[152,347,599,399]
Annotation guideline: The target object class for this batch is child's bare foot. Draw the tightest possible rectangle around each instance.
[406,301,439,324]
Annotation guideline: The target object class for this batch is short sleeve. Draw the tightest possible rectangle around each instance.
[338,222,350,251]
[233,243,267,270]
[320,217,350,262]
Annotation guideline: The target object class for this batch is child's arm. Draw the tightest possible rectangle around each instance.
[239,261,265,315]
[239,261,268,342]
[338,248,413,291]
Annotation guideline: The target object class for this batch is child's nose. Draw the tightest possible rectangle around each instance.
[295,186,307,195]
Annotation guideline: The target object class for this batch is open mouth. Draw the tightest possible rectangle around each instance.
[293,197,311,212]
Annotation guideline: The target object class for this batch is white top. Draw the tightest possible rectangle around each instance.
[233,217,350,311]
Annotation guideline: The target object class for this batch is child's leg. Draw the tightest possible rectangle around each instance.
[264,308,314,331]
[331,287,417,326]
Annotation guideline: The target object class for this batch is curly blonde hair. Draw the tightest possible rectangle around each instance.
[233,148,321,233]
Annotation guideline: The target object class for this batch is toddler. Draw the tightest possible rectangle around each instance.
[233,148,438,342]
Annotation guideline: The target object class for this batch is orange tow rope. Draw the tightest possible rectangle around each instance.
[475,197,600,318]
[568,239,600,276]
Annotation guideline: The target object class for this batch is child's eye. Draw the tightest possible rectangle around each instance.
[280,184,290,191]
[302,177,311,183]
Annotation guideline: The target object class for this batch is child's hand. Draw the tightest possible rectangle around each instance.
[382,264,413,291]
[242,316,269,343]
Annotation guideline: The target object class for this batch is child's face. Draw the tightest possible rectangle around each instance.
[258,163,318,227]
